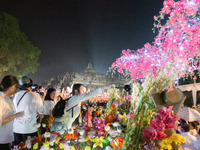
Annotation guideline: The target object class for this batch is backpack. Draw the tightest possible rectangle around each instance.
[52,97,70,118]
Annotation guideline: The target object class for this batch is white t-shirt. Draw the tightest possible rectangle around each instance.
[55,88,102,129]
[0,92,15,143]
[181,132,199,150]
[13,91,43,134]
[43,100,55,115]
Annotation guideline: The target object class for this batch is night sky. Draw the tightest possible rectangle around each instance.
[0,0,164,84]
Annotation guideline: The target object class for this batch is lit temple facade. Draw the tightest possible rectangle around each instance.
[42,63,131,91]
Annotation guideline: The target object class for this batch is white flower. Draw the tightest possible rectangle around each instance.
[33,123,41,128]
[79,130,85,136]
[117,128,122,133]
[118,101,123,106]
[107,136,113,141]
[40,145,50,150]
[42,123,46,128]
[78,135,85,142]
[64,145,72,150]
[134,100,140,109]
[112,122,120,127]
[68,128,74,134]
[60,130,65,135]
[105,146,112,150]
[50,140,55,146]
[105,125,111,131]
[25,136,32,149]
[44,132,51,138]
[26,136,31,141]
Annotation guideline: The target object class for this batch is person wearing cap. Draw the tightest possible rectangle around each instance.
[13,76,43,145]
[0,75,24,150]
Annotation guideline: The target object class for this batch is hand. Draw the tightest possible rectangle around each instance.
[15,111,24,118]
[9,142,12,149]
[102,85,114,91]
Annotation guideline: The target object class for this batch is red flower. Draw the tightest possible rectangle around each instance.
[143,127,157,141]
[65,132,78,140]
[163,115,174,125]
[18,142,26,148]
[165,123,175,129]
[157,107,172,120]
[156,131,167,140]
[111,137,124,148]
[51,131,61,137]
[156,114,165,121]
[150,120,165,131]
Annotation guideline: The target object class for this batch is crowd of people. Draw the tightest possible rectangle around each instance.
[1,74,200,149]
[0,75,112,149]
[177,120,200,149]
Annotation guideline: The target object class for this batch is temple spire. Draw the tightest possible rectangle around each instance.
[84,63,95,73]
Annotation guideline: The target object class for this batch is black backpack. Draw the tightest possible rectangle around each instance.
[52,97,70,118]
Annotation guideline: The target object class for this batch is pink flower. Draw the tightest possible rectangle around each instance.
[98,131,105,136]
[158,107,171,119]
[156,114,165,121]
[163,115,174,125]
[93,117,106,137]
[143,127,157,141]
[113,101,118,107]
[88,130,97,137]
[150,120,165,131]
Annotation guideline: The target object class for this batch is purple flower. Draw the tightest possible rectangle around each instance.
[113,101,118,107]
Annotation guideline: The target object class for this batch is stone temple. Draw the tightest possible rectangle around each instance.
[42,63,131,91]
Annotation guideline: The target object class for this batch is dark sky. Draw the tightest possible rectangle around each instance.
[0,0,164,84]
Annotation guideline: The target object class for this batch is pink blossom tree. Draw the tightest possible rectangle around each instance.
[110,0,200,81]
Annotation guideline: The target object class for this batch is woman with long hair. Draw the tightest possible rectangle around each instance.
[0,75,24,150]
[41,88,56,133]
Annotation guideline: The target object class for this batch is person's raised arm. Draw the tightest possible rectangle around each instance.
[66,88,103,108]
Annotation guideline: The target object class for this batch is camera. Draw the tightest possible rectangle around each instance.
[124,84,132,95]
[31,84,38,91]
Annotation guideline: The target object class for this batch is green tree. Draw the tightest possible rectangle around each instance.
[0,12,40,78]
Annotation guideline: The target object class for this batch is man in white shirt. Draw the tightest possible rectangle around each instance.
[13,76,43,145]
[181,123,199,150]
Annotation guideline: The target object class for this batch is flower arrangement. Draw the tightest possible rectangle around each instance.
[122,66,177,150]
[13,79,189,150]
[142,106,181,148]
